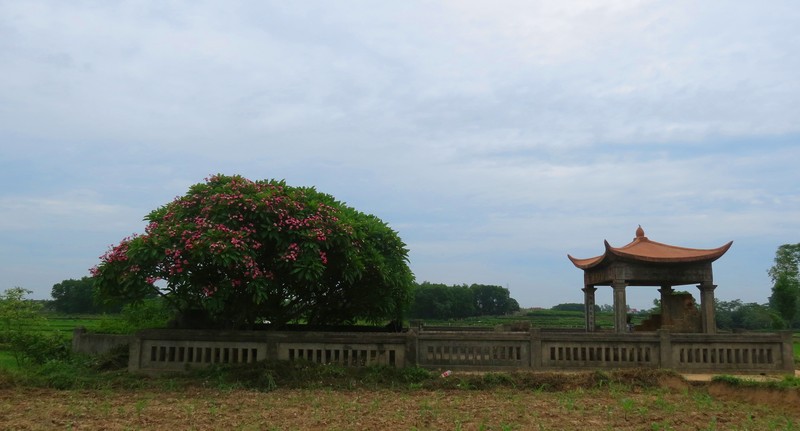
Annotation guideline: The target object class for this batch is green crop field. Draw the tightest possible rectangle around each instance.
[418,309,642,330]
[15,314,120,336]
[0,314,124,371]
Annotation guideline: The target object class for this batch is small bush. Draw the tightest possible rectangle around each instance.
[8,331,70,365]
[97,299,171,334]
[88,343,130,371]
[399,366,433,383]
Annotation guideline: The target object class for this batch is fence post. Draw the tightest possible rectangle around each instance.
[406,327,418,367]
[780,331,795,373]
[264,333,278,362]
[71,326,87,353]
[658,329,672,369]
[128,332,143,373]
[530,327,542,369]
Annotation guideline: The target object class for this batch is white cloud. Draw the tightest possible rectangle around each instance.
[0,1,798,305]
[0,190,140,232]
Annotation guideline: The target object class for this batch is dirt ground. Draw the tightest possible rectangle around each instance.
[1,381,799,431]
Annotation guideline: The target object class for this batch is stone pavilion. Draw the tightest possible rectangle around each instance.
[568,226,732,334]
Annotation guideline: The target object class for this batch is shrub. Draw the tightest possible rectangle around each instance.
[8,331,70,365]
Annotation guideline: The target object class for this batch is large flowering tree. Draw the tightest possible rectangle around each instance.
[91,174,414,329]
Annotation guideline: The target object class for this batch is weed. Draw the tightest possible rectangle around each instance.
[559,392,577,411]
[692,391,714,409]
[650,420,673,430]
[134,398,148,417]
[399,366,433,383]
[417,400,437,425]
[591,370,611,388]
[456,377,475,389]
[653,393,676,413]
[482,372,517,388]
[620,398,635,419]
[208,401,220,417]
[183,402,196,417]
[532,383,549,393]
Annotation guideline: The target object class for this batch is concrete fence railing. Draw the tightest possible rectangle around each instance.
[107,327,795,375]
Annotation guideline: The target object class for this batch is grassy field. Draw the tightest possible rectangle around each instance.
[0,315,798,429]
[22,313,118,335]
[420,309,628,329]
[0,367,799,430]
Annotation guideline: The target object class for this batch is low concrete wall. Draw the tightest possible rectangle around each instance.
[72,327,133,356]
[128,329,412,374]
[127,327,796,375]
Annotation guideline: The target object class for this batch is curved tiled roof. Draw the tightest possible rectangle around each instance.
[568,226,732,270]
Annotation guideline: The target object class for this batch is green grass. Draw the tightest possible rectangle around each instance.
[0,313,126,372]
[0,357,676,392]
[712,374,800,390]
[15,314,122,336]
[0,349,17,369]
[419,309,646,330]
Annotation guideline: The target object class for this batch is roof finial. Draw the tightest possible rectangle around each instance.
[635,225,645,239]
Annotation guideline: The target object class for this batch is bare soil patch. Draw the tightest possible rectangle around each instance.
[1,383,799,430]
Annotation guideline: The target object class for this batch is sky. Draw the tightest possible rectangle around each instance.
[1,1,799,310]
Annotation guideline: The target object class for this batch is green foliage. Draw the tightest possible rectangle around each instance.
[712,374,800,390]
[51,276,117,314]
[715,300,784,331]
[551,303,586,312]
[91,174,414,329]
[97,298,171,333]
[409,282,519,319]
[193,361,434,392]
[0,288,72,366]
[8,331,70,365]
[419,308,618,329]
[768,243,800,328]
[771,272,798,323]
[410,282,475,319]
[0,287,43,338]
[472,284,519,316]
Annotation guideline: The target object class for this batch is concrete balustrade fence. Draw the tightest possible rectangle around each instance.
[107,326,795,375]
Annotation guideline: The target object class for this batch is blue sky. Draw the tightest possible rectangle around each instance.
[1,1,798,309]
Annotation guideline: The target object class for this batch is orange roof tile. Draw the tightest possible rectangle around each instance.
[568,226,732,270]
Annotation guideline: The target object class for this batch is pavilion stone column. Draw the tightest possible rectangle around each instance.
[582,285,597,332]
[612,281,628,333]
[658,285,674,328]
[698,282,717,334]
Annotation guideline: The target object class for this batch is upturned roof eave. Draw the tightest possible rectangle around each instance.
[568,237,733,270]
[609,240,733,264]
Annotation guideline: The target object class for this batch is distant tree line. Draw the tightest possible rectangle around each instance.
[409,282,520,319]
[715,300,783,331]
[50,277,120,314]
[552,299,786,331]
